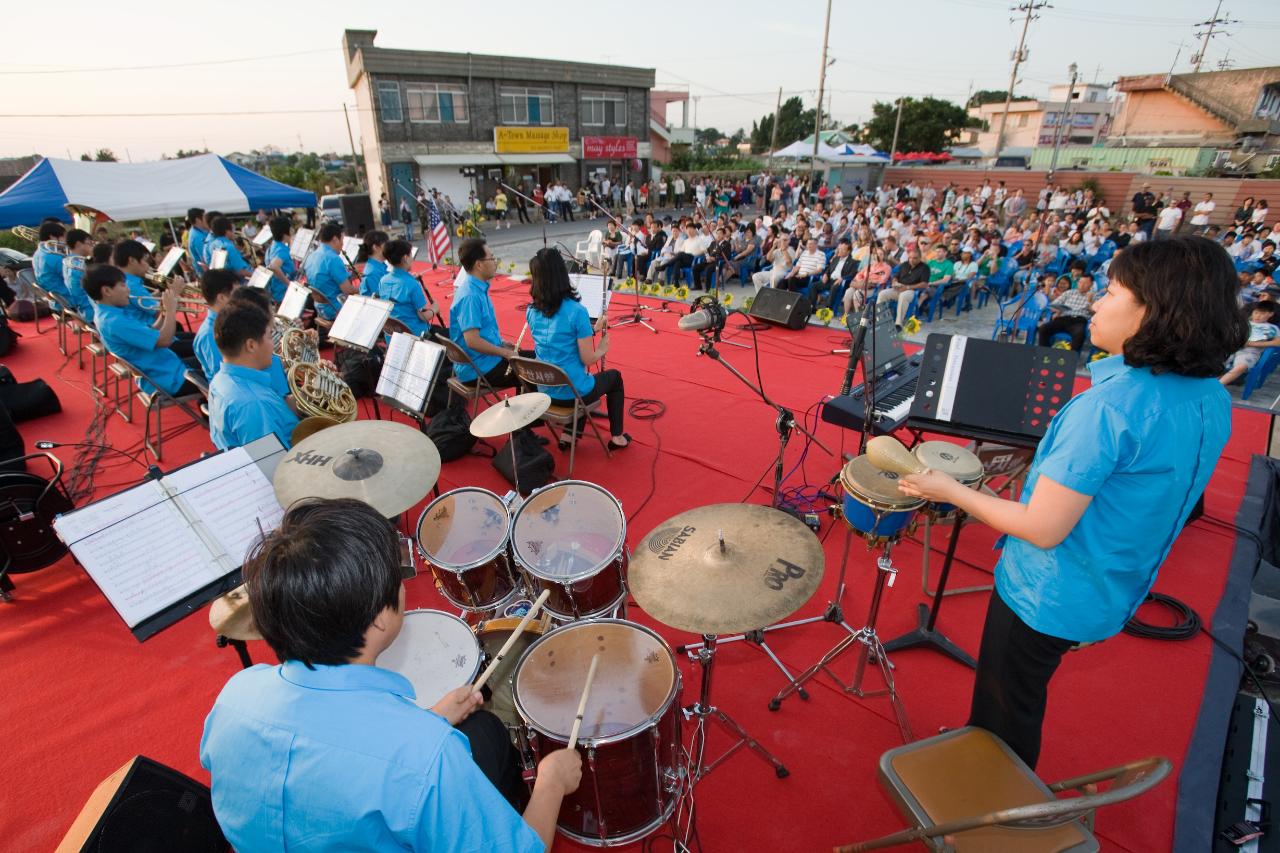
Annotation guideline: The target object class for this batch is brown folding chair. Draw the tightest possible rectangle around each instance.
[507,356,611,476]
[836,727,1171,853]
[433,332,503,417]
[307,287,336,333]
[111,356,208,461]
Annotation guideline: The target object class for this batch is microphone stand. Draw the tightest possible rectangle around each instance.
[589,194,668,333]
[499,182,547,250]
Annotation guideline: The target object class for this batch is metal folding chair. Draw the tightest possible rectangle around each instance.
[433,332,503,417]
[507,356,611,476]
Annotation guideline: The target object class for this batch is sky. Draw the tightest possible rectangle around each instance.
[2,0,1278,162]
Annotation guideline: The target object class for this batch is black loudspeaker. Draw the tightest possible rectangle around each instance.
[56,756,227,853]
[339,194,376,237]
[748,288,812,330]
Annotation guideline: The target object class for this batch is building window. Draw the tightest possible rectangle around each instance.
[501,87,554,125]
[1087,91,1099,102]
[406,84,469,123]
[1016,113,1028,127]
[377,81,402,123]
[581,91,626,127]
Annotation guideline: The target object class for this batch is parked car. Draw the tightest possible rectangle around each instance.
[318,194,344,225]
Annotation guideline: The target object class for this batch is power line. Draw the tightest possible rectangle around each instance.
[1191,0,1240,73]
[0,48,336,76]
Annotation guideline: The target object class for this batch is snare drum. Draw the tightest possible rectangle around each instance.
[840,455,925,543]
[514,620,683,847]
[416,487,519,613]
[914,441,983,518]
[473,613,551,736]
[510,481,628,621]
[379,609,481,710]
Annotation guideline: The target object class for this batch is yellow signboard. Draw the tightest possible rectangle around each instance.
[493,127,570,154]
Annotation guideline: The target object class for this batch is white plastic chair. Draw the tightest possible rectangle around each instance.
[575,230,605,272]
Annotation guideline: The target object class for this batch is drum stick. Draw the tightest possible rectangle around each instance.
[566,654,600,751]
[514,322,528,352]
[473,589,550,691]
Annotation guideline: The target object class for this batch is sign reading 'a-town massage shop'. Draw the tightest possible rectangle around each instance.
[582,136,638,159]
[493,127,570,154]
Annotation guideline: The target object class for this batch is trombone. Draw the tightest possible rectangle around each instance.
[11,225,67,255]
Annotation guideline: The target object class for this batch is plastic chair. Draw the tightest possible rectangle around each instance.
[1086,240,1116,274]
[506,357,611,476]
[574,229,605,272]
[1016,293,1052,345]
[835,727,1170,852]
[434,332,503,417]
[110,355,207,461]
[992,288,1046,342]
[1242,348,1280,401]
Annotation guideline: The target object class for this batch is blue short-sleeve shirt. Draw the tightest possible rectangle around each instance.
[208,362,299,451]
[264,241,294,303]
[995,355,1233,642]
[199,661,543,853]
[449,274,503,382]
[302,245,348,320]
[94,303,188,395]
[123,273,158,324]
[361,258,389,297]
[194,310,221,381]
[268,355,290,397]
[63,256,94,317]
[526,300,596,399]
[379,267,428,336]
[34,245,72,301]
[188,227,210,274]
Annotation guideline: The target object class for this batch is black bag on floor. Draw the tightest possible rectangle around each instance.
[8,300,51,323]
[0,366,60,422]
[492,430,555,495]
[426,405,478,462]
[336,345,385,399]
[0,309,19,357]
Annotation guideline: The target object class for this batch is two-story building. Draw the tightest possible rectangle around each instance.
[343,30,655,213]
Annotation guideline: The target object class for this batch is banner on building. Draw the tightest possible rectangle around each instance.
[582,136,638,159]
[493,127,570,154]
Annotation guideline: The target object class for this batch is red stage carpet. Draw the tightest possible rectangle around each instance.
[0,268,1269,852]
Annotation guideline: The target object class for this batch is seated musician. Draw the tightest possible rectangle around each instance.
[356,230,390,296]
[302,222,356,322]
[111,239,197,357]
[207,300,299,450]
[378,238,439,336]
[186,208,210,275]
[226,285,291,398]
[85,265,200,398]
[194,268,238,381]
[205,216,251,284]
[449,237,521,389]
[526,249,631,449]
[200,497,581,851]
[262,216,295,303]
[62,229,96,319]
[33,220,72,306]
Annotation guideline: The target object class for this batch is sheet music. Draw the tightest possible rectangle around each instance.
[330,295,392,349]
[377,333,443,411]
[410,245,419,260]
[278,282,309,321]
[937,335,967,423]
[252,227,273,247]
[138,238,156,253]
[162,447,284,569]
[209,248,228,270]
[342,236,362,265]
[570,274,611,319]
[156,247,184,277]
[290,228,315,261]
[247,266,272,289]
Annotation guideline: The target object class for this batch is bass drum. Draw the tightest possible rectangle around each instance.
[473,612,551,739]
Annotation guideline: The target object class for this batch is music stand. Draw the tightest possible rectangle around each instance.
[377,332,448,432]
[329,295,393,353]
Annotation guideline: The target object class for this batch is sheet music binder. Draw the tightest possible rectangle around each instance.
[289,228,315,262]
[156,247,184,277]
[569,273,612,320]
[246,267,272,289]
[906,334,1076,448]
[377,332,447,416]
[329,295,393,351]
[277,282,310,322]
[209,248,228,270]
[52,436,286,642]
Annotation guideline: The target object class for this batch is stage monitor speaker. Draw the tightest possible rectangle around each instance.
[56,756,227,853]
[747,288,811,330]
[339,195,375,237]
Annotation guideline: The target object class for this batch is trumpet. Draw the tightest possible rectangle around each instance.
[130,294,206,314]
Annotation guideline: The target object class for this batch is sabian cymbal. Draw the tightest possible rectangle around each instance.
[273,420,441,518]
[629,504,825,635]
[209,585,262,642]
[469,392,551,437]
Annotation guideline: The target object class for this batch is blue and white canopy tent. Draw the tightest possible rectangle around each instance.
[0,154,316,229]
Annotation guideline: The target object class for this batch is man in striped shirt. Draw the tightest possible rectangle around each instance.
[1037,274,1095,351]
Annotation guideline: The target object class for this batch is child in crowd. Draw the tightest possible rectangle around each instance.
[1220,301,1280,385]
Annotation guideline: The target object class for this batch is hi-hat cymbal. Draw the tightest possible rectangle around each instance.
[629,504,825,636]
[273,420,441,518]
[470,392,551,438]
[209,585,262,642]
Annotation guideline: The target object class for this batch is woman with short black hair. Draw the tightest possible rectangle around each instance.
[898,235,1247,770]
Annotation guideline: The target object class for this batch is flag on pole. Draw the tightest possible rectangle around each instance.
[425,198,452,267]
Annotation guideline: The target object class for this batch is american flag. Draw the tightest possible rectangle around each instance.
[425,198,452,266]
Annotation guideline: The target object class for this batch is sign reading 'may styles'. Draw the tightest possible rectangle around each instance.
[493,127,570,154]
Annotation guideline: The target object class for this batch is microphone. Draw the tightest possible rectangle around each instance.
[839,298,875,396]
[677,300,727,332]
[36,440,148,469]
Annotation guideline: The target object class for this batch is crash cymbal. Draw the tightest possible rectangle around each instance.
[469,392,551,438]
[290,415,341,446]
[209,584,262,642]
[629,504,825,636]
[273,420,441,518]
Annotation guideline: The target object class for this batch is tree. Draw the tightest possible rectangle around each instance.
[730,128,746,146]
[861,97,971,153]
[173,148,208,159]
[93,149,118,162]
[967,89,1038,109]
[695,127,723,145]
[749,96,817,153]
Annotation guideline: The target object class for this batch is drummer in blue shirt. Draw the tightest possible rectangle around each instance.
[201,498,581,851]
[186,208,210,275]
[207,301,300,451]
[112,240,197,357]
[449,238,521,389]
[262,216,296,304]
[193,268,238,381]
[62,229,96,319]
[378,238,439,336]
[898,236,1249,770]
[302,222,356,321]
[525,248,631,448]
[356,230,390,296]
[32,220,72,304]
[205,216,251,284]
[84,265,200,399]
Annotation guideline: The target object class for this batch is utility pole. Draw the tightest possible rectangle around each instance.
[889,97,905,160]
[343,104,364,191]
[1048,63,1078,179]
[1192,0,1238,73]
[809,0,834,187]
[766,87,783,172]
[993,1,1050,165]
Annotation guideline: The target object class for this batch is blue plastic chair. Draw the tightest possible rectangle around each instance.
[1045,250,1071,278]
[1016,293,1051,344]
[925,281,965,321]
[1242,348,1280,401]
[1086,240,1116,274]
[992,289,1047,342]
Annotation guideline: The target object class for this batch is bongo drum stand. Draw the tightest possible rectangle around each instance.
[687,633,789,780]
[883,510,977,669]
[770,542,913,744]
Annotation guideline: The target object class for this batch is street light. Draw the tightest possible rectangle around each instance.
[1047,62,1079,181]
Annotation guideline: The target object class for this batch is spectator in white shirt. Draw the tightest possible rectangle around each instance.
[1189,193,1215,234]
[752,228,794,293]
[1229,233,1261,264]
[781,238,826,291]
[1154,204,1183,240]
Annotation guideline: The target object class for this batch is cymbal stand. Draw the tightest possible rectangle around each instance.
[685,633,790,781]
[769,541,913,744]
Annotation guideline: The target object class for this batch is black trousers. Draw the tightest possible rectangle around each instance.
[515,205,531,224]
[968,591,1076,769]
[1037,315,1088,351]
[456,710,527,809]
[554,368,625,437]
[169,331,196,360]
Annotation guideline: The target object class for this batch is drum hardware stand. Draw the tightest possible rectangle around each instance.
[770,542,914,744]
[685,633,790,780]
[574,194,666,334]
[882,510,977,669]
